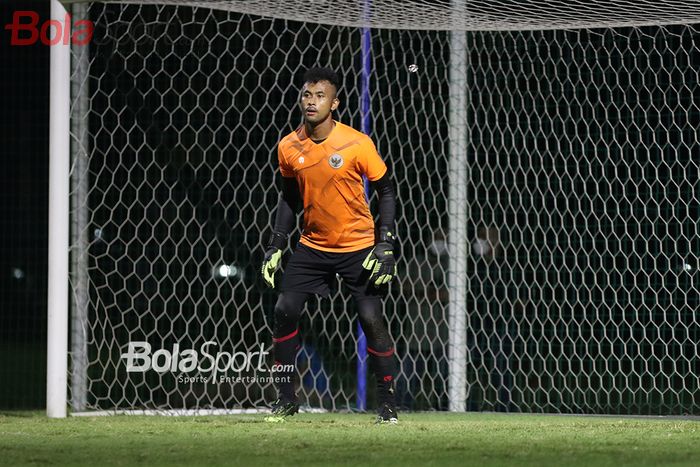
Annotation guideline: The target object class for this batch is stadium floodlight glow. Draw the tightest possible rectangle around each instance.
[12,268,25,280]
[215,264,239,278]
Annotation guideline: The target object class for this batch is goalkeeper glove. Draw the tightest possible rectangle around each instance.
[261,233,285,288]
[362,229,397,286]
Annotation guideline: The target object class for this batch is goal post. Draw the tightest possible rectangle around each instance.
[447,25,468,412]
[47,0,71,419]
[49,0,700,417]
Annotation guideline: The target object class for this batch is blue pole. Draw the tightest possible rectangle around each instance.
[356,17,371,412]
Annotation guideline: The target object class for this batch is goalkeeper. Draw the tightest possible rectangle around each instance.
[261,67,398,424]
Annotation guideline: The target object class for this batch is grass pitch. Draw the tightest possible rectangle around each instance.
[1,412,698,466]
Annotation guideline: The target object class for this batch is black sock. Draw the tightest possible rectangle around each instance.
[273,329,299,401]
[357,297,397,406]
[368,347,397,405]
[272,292,310,401]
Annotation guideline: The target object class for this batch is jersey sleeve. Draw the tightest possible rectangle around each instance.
[277,143,294,177]
[356,136,387,181]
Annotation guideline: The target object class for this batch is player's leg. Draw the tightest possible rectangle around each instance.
[356,296,398,424]
[337,246,398,424]
[271,290,312,412]
[268,244,333,419]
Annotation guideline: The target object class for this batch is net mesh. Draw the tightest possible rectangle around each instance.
[68,2,699,414]
[466,26,699,413]
[64,0,700,31]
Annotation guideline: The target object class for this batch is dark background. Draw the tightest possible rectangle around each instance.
[0,0,50,409]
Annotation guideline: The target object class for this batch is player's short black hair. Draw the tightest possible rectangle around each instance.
[302,67,341,95]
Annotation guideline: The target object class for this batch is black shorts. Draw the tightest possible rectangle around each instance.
[280,243,385,300]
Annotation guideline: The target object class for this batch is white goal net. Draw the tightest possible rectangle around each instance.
[64,0,699,415]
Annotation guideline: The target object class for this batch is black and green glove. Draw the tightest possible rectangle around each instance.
[362,230,397,286]
[261,233,285,288]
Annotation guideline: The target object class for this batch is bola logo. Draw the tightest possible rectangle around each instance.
[4,11,94,46]
[328,153,344,169]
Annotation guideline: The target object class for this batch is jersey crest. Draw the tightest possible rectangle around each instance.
[328,153,344,169]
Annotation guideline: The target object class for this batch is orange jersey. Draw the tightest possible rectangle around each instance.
[278,121,387,253]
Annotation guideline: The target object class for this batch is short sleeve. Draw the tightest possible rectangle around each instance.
[356,136,387,181]
[278,144,294,177]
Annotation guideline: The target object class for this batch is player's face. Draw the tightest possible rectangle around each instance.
[300,81,339,125]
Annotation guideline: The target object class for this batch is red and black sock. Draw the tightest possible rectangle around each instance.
[368,346,396,404]
[357,297,397,405]
[272,291,310,401]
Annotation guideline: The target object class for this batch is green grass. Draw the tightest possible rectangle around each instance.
[1,412,699,466]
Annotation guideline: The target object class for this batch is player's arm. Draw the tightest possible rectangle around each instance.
[372,170,396,244]
[261,176,300,288]
[363,169,398,286]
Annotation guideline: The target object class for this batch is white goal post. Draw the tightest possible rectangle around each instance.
[48,0,700,417]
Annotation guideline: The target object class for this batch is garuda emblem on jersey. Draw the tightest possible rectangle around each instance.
[328,153,344,169]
